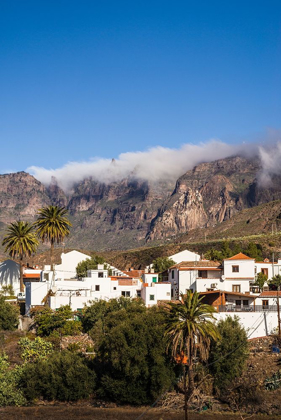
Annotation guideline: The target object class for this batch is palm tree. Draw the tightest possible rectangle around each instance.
[164,291,220,420]
[2,221,39,293]
[34,205,71,274]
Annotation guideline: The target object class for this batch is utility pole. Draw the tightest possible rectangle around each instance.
[273,254,281,337]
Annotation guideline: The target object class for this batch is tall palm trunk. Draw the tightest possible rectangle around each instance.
[20,256,24,293]
[184,364,188,420]
[50,240,55,285]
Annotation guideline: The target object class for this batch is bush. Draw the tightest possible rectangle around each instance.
[21,351,96,402]
[18,337,54,363]
[0,297,19,331]
[0,354,26,406]
[95,304,175,405]
[32,305,81,337]
[208,316,249,391]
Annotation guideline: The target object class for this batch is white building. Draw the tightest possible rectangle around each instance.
[168,260,222,299]
[0,260,20,295]
[146,249,200,270]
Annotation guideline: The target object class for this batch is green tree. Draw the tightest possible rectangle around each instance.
[20,351,95,402]
[32,305,81,337]
[255,272,267,291]
[2,221,38,292]
[152,257,176,274]
[92,300,174,405]
[244,242,263,260]
[0,354,26,406]
[164,291,220,420]
[76,255,105,278]
[18,337,54,363]
[204,248,223,261]
[34,205,71,272]
[0,296,19,330]
[220,241,233,259]
[208,316,249,392]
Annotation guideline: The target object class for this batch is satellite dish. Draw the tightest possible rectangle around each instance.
[221,275,225,282]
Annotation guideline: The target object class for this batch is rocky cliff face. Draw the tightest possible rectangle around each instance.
[1,155,281,251]
[146,156,261,242]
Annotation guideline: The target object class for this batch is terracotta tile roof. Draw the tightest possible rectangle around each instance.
[225,253,254,260]
[170,261,221,269]
[259,291,280,298]
[110,276,133,281]
[123,270,144,278]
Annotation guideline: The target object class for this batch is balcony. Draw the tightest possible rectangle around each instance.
[218,305,277,312]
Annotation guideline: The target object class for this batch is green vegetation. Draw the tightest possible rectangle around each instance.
[255,272,268,290]
[20,351,95,402]
[2,221,38,292]
[164,291,220,419]
[32,306,82,337]
[34,205,71,270]
[208,316,249,392]
[95,300,175,405]
[76,255,106,278]
[0,297,19,330]
[18,337,54,363]
[152,256,176,273]
[0,354,26,406]
[204,241,263,262]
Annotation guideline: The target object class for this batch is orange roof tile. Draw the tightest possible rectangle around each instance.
[226,253,254,260]
[259,291,281,298]
[23,273,40,278]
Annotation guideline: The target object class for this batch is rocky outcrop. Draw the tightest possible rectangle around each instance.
[1,155,281,250]
[146,156,260,242]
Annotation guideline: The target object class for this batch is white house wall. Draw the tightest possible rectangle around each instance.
[216,311,279,339]
[0,260,20,295]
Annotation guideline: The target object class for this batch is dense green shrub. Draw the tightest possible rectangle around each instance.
[0,296,19,330]
[82,297,145,336]
[208,316,249,391]
[0,354,26,406]
[18,337,54,363]
[32,305,81,336]
[94,303,175,405]
[21,351,96,402]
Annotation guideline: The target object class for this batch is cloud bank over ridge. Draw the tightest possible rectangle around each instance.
[27,139,267,192]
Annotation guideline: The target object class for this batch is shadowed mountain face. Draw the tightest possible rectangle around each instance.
[0,156,280,251]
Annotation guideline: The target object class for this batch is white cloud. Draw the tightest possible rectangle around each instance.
[27,139,255,192]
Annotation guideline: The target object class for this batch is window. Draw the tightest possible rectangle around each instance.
[261,268,268,278]
[172,270,174,279]
[152,277,157,283]
[121,291,130,297]
[95,285,100,291]
[98,272,104,278]
[149,294,155,301]
[235,300,241,306]
[232,285,241,293]
[166,292,170,296]
[113,287,116,290]
[232,265,239,273]
[171,289,174,298]
[137,290,141,298]
[243,300,249,306]
[198,270,207,278]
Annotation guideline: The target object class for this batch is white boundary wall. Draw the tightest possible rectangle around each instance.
[215,311,279,339]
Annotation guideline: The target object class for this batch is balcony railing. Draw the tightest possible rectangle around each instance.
[218,305,278,312]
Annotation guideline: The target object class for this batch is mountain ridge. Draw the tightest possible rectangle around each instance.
[0,155,280,251]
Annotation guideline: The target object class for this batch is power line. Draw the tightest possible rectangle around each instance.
[134,311,266,420]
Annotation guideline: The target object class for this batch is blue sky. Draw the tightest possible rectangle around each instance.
[0,1,280,174]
